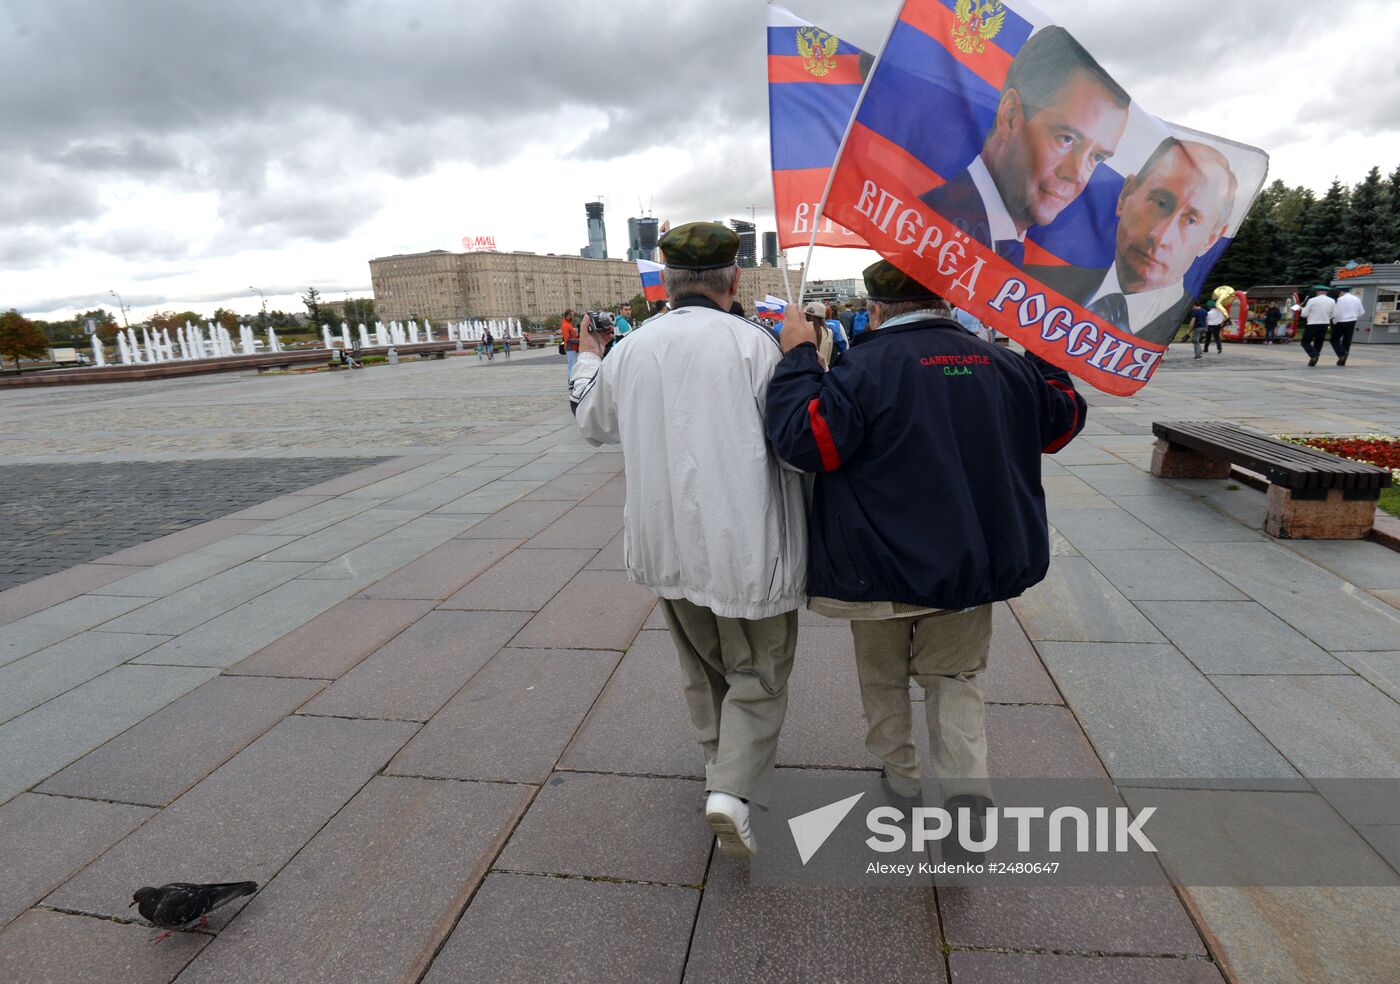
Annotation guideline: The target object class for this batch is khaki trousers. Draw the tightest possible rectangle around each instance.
[850,605,993,800]
[660,598,798,807]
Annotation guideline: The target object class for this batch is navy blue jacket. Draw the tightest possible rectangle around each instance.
[766,317,1086,610]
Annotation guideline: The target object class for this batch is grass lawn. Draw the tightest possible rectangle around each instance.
[1381,486,1400,518]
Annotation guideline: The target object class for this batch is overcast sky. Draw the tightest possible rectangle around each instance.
[4,0,1398,321]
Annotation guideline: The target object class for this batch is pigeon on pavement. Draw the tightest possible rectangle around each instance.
[130,882,258,943]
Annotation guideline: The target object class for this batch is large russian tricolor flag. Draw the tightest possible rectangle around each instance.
[819,0,1267,396]
[637,259,667,302]
[767,4,870,250]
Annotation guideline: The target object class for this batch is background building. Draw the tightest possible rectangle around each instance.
[762,231,778,268]
[627,216,660,262]
[580,201,608,259]
[370,249,799,322]
[731,219,757,268]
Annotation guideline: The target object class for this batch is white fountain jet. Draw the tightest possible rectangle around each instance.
[358,323,371,349]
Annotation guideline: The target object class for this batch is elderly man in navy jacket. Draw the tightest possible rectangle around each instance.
[766,260,1086,844]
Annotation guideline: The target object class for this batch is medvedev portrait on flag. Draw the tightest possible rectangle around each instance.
[918,26,1129,269]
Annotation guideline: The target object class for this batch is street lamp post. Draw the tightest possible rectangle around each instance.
[249,287,267,331]
[108,290,130,330]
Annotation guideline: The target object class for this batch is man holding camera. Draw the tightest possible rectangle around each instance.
[570,222,806,860]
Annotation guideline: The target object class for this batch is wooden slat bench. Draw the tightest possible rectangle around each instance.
[1150,421,1392,539]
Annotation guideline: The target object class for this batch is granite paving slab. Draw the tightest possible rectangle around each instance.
[684,853,944,984]
[99,560,316,636]
[173,776,531,984]
[372,467,511,512]
[982,602,1063,704]
[388,647,620,782]
[501,456,587,482]
[1137,601,1347,675]
[522,468,616,501]
[353,535,522,600]
[1035,643,1301,782]
[452,498,573,539]
[0,594,157,668]
[0,793,153,929]
[0,564,147,626]
[301,610,530,721]
[226,598,436,679]
[0,664,217,804]
[257,508,420,563]
[251,495,380,537]
[524,504,625,549]
[567,452,625,473]
[1118,493,1269,544]
[947,953,1224,983]
[1179,886,1400,984]
[44,715,417,923]
[38,675,324,806]
[286,454,441,496]
[777,626,877,770]
[558,630,703,779]
[434,479,546,514]
[983,704,1108,779]
[1334,652,1400,703]
[584,528,626,569]
[1185,542,1400,651]
[297,513,489,581]
[938,884,1207,956]
[423,872,697,984]
[88,519,270,568]
[579,473,626,507]
[89,535,301,598]
[1009,557,1165,644]
[220,493,332,520]
[1047,508,1176,552]
[496,772,710,885]
[1282,539,1400,590]
[1211,675,1400,778]
[1068,463,1167,497]
[0,630,171,724]
[0,910,209,984]
[1081,549,1248,602]
[439,546,595,610]
[510,569,655,650]
[133,578,366,668]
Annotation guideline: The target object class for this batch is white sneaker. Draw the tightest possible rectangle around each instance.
[705,792,756,859]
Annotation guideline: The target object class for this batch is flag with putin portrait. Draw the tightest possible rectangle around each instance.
[815,0,1269,395]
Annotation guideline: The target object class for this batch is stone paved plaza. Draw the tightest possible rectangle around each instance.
[0,342,1397,983]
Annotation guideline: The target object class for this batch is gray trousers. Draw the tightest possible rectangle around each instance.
[660,598,798,807]
[850,605,993,801]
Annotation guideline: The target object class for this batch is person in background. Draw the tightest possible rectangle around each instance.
[1204,301,1225,354]
[615,302,634,338]
[482,325,495,361]
[1299,285,1336,367]
[953,306,992,343]
[1331,288,1364,366]
[1189,299,1210,360]
[1264,302,1282,345]
[850,299,870,338]
[802,301,837,366]
[839,302,857,339]
[560,310,578,383]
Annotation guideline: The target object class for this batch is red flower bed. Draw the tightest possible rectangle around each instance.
[1297,435,1400,472]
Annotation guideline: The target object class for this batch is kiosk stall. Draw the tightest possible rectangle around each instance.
[1329,263,1400,345]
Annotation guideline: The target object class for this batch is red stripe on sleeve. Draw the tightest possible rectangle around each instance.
[807,397,842,471]
[1042,378,1080,453]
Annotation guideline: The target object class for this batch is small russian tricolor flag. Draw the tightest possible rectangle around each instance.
[638,259,667,302]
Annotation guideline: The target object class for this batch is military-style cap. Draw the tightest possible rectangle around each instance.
[862,260,942,303]
[1311,284,1330,291]
[658,222,740,270]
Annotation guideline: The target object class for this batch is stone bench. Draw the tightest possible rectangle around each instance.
[1150,421,1391,539]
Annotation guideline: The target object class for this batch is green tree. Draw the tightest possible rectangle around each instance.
[211,307,240,333]
[302,287,321,323]
[343,297,376,324]
[1344,166,1385,263]
[1378,164,1400,264]
[1288,190,1331,284]
[1209,194,1283,293]
[0,309,50,370]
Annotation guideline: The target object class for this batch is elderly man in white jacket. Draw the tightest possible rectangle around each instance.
[570,222,807,859]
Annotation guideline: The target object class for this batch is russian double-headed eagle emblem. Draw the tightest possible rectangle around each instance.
[951,0,1006,54]
[796,25,840,77]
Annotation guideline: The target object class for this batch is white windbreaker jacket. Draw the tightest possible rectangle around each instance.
[570,298,807,619]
